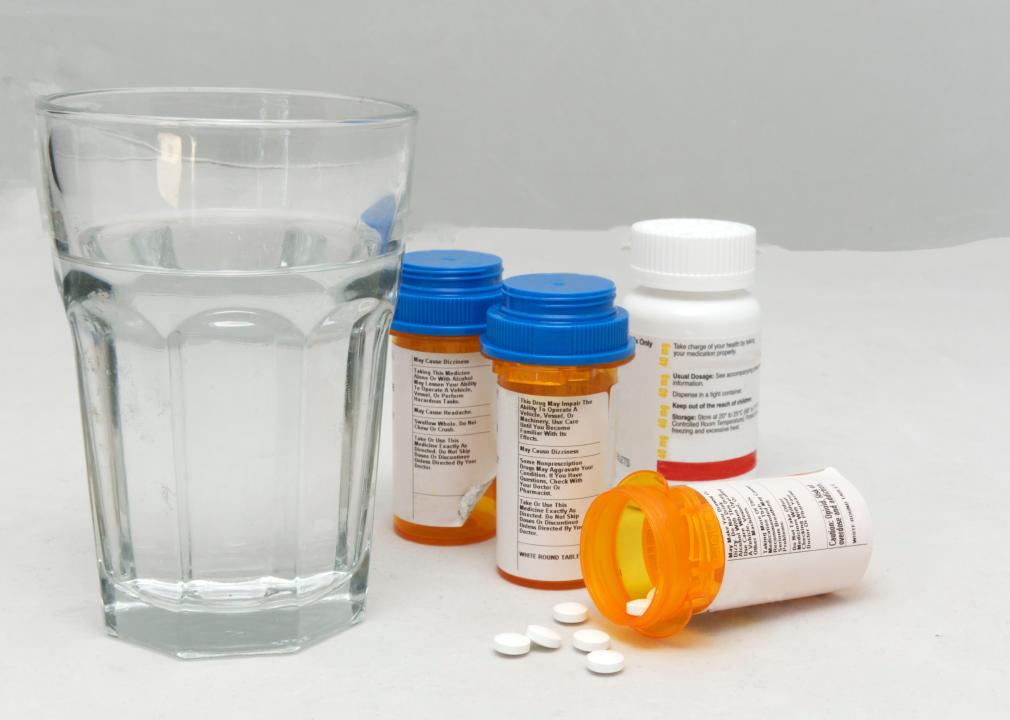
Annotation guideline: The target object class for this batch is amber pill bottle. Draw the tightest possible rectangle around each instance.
[481,273,634,589]
[580,468,873,636]
[391,250,503,545]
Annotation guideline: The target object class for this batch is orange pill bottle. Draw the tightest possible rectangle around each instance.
[580,467,873,636]
[391,250,503,545]
[481,274,634,589]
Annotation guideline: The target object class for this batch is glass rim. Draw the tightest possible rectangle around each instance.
[36,86,417,128]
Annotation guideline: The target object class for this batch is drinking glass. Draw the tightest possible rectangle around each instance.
[36,88,416,658]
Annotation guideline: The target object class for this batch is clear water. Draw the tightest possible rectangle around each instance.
[57,215,400,657]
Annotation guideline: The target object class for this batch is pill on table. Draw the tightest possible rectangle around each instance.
[586,649,624,675]
[626,597,651,616]
[572,628,610,652]
[525,624,562,649]
[493,632,531,656]
[553,601,589,624]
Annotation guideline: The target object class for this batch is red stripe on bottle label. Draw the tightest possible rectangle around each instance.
[656,452,757,481]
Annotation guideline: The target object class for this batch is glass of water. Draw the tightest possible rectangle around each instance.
[36,88,416,658]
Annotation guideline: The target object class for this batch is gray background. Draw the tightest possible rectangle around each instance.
[3,0,1010,249]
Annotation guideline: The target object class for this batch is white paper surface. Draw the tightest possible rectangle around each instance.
[1,188,1007,718]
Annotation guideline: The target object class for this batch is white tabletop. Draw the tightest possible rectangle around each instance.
[1,189,1007,718]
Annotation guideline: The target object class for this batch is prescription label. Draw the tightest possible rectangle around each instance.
[496,389,613,582]
[688,469,873,612]
[615,332,760,478]
[392,346,496,527]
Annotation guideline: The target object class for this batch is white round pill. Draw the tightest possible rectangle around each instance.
[586,649,624,674]
[572,628,610,652]
[525,624,562,649]
[493,632,531,656]
[626,597,651,616]
[553,601,589,624]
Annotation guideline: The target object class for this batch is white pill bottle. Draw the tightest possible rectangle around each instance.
[616,219,760,482]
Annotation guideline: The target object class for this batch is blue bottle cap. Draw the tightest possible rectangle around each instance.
[392,250,503,336]
[481,273,634,366]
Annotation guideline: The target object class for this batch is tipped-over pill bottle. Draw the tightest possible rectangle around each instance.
[581,467,872,637]
[391,250,503,545]
[616,218,760,481]
[481,274,634,589]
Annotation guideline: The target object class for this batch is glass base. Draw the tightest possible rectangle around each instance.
[100,567,368,659]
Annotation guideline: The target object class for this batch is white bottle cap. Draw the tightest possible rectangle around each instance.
[630,218,757,292]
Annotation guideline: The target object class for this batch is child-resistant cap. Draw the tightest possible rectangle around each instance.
[481,273,634,366]
[392,250,503,336]
[630,218,757,292]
